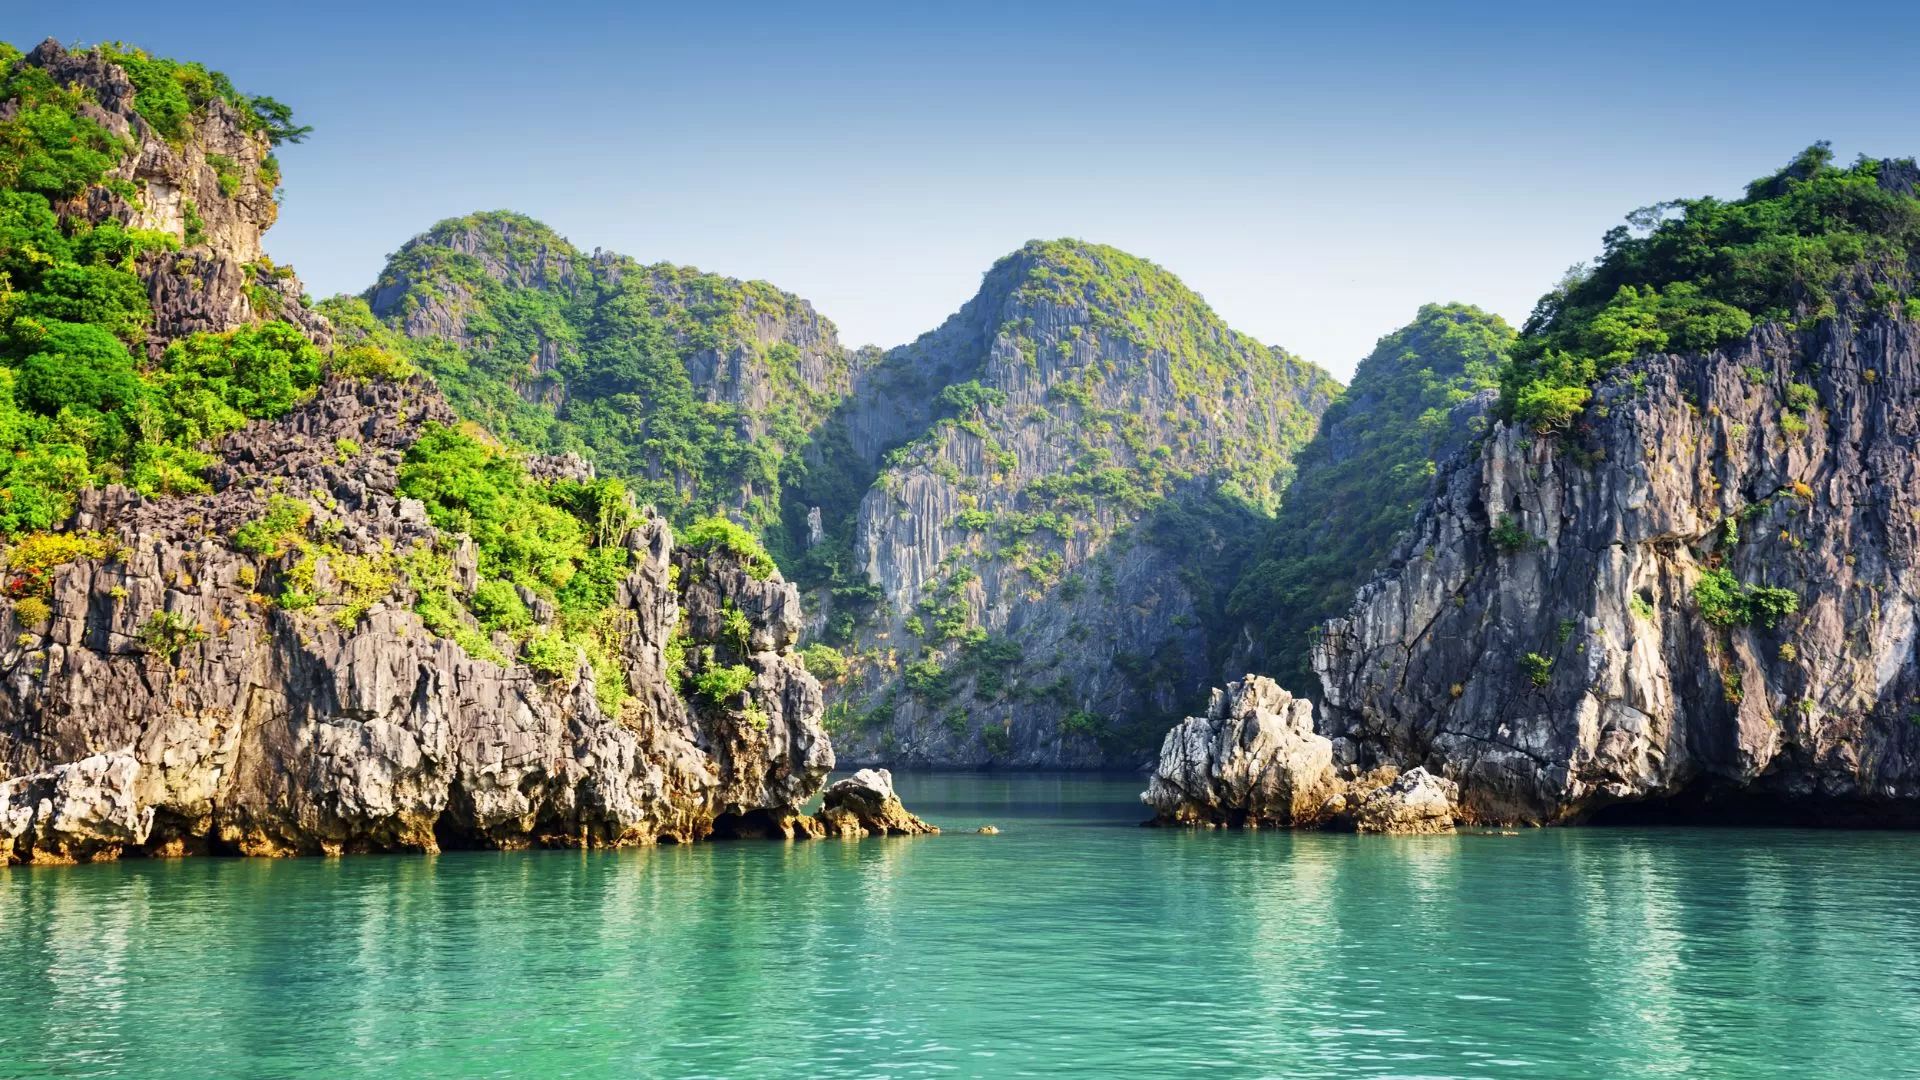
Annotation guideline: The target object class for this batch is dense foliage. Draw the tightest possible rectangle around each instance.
[1501,145,1920,431]
[392,421,642,711]
[95,43,309,146]
[0,42,318,533]
[359,211,850,553]
[1230,304,1512,690]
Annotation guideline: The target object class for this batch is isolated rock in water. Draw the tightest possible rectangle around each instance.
[1350,768,1459,834]
[814,769,938,836]
[1142,676,1336,826]
[0,752,153,864]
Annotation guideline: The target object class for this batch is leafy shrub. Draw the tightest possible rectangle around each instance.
[678,515,776,580]
[1490,515,1539,553]
[3,531,116,597]
[522,630,581,679]
[904,657,952,702]
[1060,709,1102,736]
[939,380,1008,416]
[154,322,323,432]
[982,724,1011,756]
[136,610,208,663]
[468,579,531,631]
[1521,652,1553,687]
[801,642,847,681]
[693,663,755,705]
[15,322,147,415]
[13,595,49,626]
[230,494,313,557]
[1694,568,1799,628]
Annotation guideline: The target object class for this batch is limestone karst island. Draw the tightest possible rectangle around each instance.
[3,6,1919,1077]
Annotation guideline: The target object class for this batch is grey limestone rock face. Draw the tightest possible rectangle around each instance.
[827,246,1335,769]
[0,377,835,863]
[0,752,152,864]
[1314,305,1920,825]
[1348,767,1458,834]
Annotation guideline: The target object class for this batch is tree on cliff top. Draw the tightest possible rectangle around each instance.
[1499,144,1920,432]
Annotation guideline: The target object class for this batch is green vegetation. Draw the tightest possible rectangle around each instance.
[135,609,207,663]
[678,514,776,579]
[1228,304,1511,689]
[1693,568,1799,628]
[1500,145,1920,430]
[0,44,323,534]
[1489,515,1540,554]
[389,421,648,712]
[96,43,309,146]
[1521,652,1554,688]
[800,642,847,681]
[694,663,754,704]
[356,211,851,560]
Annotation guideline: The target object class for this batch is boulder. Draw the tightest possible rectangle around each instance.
[813,769,937,837]
[1349,768,1460,834]
[1141,676,1337,826]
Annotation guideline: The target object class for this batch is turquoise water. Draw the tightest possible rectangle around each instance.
[3,773,1919,1078]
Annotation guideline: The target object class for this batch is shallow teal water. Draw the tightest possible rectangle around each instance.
[4,773,1920,1078]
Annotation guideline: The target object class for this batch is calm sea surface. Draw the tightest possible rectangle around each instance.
[3,772,1918,1078]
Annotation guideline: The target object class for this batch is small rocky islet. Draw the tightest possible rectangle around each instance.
[6,38,1920,864]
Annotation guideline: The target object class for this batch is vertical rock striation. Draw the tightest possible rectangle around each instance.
[1314,308,1920,824]
[827,242,1336,767]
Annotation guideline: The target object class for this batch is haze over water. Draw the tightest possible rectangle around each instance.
[3,773,1917,1078]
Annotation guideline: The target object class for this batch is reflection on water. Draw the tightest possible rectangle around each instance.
[4,772,1919,1078]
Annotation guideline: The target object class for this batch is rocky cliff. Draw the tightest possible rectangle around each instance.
[0,376,833,863]
[1141,674,1458,833]
[0,41,840,862]
[822,241,1336,767]
[1307,151,1920,826]
[1314,308,1920,824]
[6,39,330,358]
[1227,304,1509,690]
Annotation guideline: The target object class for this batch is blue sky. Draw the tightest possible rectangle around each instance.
[7,0,1919,380]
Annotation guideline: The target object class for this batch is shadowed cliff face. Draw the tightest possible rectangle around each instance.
[1225,304,1511,693]
[1314,306,1920,825]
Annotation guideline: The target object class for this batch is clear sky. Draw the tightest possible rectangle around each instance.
[7,0,1919,380]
